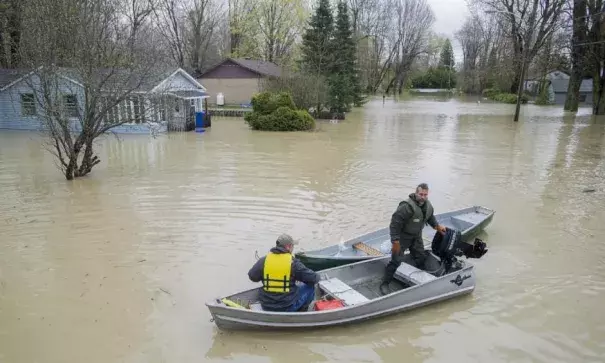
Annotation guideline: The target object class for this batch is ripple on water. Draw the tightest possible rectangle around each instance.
[1,103,605,363]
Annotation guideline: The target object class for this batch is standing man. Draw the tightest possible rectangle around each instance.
[248,233,320,312]
[380,183,446,295]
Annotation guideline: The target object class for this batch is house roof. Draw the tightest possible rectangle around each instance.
[169,90,209,99]
[198,58,283,78]
[0,69,36,90]
[0,66,205,94]
[526,69,570,81]
[551,78,593,93]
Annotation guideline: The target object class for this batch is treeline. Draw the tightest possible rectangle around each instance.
[453,0,604,115]
[0,0,602,114]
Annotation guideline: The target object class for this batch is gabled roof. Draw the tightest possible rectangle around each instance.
[0,69,39,91]
[0,67,205,93]
[198,58,282,78]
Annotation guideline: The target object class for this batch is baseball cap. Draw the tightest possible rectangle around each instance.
[276,233,299,247]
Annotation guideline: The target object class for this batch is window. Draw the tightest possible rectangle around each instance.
[131,96,145,124]
[579,94,587,103]
[63,94,79,118]
[21,94,36,116]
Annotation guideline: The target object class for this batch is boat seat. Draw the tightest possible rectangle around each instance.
[318,278,370,306]
[394,262,437,285]
[353,241,383,256]
[249,302,264,311]
[450,217,473,230]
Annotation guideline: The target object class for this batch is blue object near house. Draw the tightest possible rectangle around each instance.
[195,111,205,128]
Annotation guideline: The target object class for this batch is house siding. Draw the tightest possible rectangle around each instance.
[553,91,593,105]
[0,75,84,131]
[199,78,261,106]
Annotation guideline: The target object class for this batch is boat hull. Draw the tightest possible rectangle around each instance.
[206,256,476,331]
[296,205,494,271]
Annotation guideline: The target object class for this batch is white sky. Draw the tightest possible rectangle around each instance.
[426,0,471,63]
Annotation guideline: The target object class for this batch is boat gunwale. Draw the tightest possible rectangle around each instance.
[209,285,475,328]
[296,206,495,259]
[205,257,475,316]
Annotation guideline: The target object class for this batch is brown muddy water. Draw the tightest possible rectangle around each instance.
[1,97,605,363]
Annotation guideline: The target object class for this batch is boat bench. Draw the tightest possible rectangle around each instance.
[394,262,437,285]
[450,217,473,230]
[318,278,370,306]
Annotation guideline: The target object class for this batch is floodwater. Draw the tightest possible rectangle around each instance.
[1,96,605,363]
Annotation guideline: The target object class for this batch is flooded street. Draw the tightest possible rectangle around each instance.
[1,97,605,363]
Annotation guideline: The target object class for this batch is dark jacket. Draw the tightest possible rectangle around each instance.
[390,193,438,242]
[248,246,320,311]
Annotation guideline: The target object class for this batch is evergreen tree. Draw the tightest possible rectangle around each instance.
[300,0,333,76]
[328,1,364,112]
[438,38,456,89]
[439,39,455,69]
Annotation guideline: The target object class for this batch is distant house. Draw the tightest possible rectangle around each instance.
[197,58,282,106]
[524,70,593,105]
[550,78,593,105]
[0,67,209,134]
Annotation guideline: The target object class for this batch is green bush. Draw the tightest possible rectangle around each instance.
[481,88,500,99]
[244,92,316,131]
[250,92,297,115]
[482,88,529,104]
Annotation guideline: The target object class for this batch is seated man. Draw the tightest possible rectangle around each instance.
[248,233,320,312]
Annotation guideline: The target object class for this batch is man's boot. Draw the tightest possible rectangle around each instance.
[379,280,391,295]
[379,264,397,295]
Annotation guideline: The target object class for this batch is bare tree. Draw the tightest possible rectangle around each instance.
[255,0,307,63]
[456,15,484,92]
[187,0,224,74]
[154,0,187,67]
[120,0,157,46]
[347,0,391,91]
[384,0,435,94]
[19,0,170,180]
[474,0,567,93]
[228,0,257,54]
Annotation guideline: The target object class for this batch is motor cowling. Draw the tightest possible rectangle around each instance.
[431,227,462,261]
[431,228,488,260]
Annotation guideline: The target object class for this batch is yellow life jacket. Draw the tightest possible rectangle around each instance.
[262,252,293,293]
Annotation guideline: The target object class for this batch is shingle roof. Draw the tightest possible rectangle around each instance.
[198,58,283,78]
[551,78,593,93]
[0,69,35,90]
[229,58,282,77]
[0,66,199,93]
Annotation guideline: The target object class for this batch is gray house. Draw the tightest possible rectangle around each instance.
[0,67,209,134]
[524,70,593,105]
[550,78,593,105]
[197,58,282,106]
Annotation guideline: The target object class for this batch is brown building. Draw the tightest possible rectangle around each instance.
[197,58,282,107]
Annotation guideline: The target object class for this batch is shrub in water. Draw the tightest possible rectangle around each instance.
[244,92,315,131]
[250,92,297,116]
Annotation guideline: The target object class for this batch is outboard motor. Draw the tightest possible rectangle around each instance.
[430,227,488,274]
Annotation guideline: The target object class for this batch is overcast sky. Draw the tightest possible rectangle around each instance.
[426,0,470,63]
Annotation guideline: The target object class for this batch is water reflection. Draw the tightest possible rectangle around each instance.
[1,98,604,363]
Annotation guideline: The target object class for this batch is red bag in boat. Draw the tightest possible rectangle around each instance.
[314,299,344,311]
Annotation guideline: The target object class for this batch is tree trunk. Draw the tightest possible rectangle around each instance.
[565,0,588,112]
[564,69,583,112]
[76,139,100,177]
[510,65,521,94]
[593,65,605,115]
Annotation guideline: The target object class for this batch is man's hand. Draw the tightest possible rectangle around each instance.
[391,240,401,254]
[435,225,447,235]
